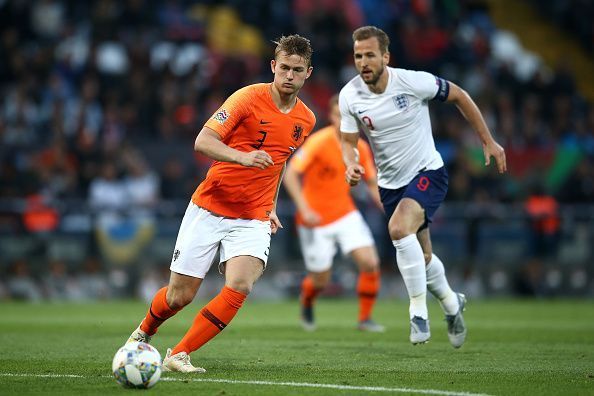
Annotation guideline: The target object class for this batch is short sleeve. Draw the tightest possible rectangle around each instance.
[400,70,449,102]
[339,89,359,133]
[204,87,252,139]
[303,109,316,138]
[289,138,316,173]
[358,140,377,181]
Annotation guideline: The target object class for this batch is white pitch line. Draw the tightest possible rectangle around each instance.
[0,373,492,396]
[1,373,86,379]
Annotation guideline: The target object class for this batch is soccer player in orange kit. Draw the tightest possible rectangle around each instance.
[284,95,385,332]
[126,35,316,373]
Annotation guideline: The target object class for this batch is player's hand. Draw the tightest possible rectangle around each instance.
[239,150,274,169]
[345,164,365,186]
[483,140,507,174]
[300,207,321,227]
[269,211,283,234]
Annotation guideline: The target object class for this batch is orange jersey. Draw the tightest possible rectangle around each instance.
[192,83,316,221]
[289,126,376,226]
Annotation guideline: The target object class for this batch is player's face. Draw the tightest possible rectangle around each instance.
[329,102,341,131]
[271,51,313,95]
[353,37,390,85]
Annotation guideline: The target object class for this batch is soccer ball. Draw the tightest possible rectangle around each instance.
[112,342,162,389]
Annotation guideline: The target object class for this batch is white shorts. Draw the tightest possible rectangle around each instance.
[297,210,375,272]
[170,203,271,279]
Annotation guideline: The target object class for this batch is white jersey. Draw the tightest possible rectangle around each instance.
[339,67,449,189]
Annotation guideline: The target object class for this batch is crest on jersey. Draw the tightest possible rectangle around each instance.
[393,94,409,110]
[292,124,303,141]
[212,108,230,125]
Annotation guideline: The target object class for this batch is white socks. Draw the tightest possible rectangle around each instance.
[394,236,460,318]
[393,235,427,319]
[426,254,459,315]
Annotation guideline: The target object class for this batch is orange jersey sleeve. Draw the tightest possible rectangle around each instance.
[289,136,317,174]
[193,83,316,221]
[204,86,252,140]
[290,127,371,226]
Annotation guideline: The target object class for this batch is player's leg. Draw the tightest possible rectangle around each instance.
[168,256,262,357]
[300,269,331,331]
[128,203,220,344]
[335,211,383,332]
[163,256,262,373]
[418,228,467,348]
[297,225,335,331]
[350,246,384,332]
[388,198,429,343]
[417,228,459,313]
[164,216,270,372]
[128,272,202,344]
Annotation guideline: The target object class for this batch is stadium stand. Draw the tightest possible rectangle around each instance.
[0,0,592,300]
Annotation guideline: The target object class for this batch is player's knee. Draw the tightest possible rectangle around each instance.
[226,279,254,295]
[359,256,379,272]
[166,289,195,310]
[311,276,329,290]
[369,256,381,271]
[388,223,413,240]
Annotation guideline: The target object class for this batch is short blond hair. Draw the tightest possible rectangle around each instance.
[273,34,313,67]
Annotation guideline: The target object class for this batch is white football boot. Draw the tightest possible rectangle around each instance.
[445,293,467,349]
[127,324,151,344]
[410,316,431,345]
[162,348,206,373]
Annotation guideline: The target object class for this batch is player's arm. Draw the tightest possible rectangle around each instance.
[283,161,321,227]
[269,162,286,234]
[358,142,382,210]
[364,176,383,211]
[341,132,365,186]
[446,82,507,174]
[194,127,274,169]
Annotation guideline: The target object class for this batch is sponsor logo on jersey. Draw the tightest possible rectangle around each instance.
[212,109,230,124]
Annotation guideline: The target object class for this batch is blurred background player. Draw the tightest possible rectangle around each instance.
[127,35,316,372]
[340,26,507,347]
[284,95,384,333]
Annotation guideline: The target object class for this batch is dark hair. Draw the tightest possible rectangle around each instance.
[273,34,313,67]
[352,26,390,54]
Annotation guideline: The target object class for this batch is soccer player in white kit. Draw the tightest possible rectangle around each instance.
[339,26,507,347]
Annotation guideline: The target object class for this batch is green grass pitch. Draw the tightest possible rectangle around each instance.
[1,298,593,395]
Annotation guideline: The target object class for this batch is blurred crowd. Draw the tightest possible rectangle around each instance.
[534,0,594,54]
[1,0,593,300]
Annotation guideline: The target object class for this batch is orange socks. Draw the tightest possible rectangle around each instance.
[357,271,380,322]
[171,286,246,355]
[300,275,321,308]
[140,287,180,336]
[302,272,379,321]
